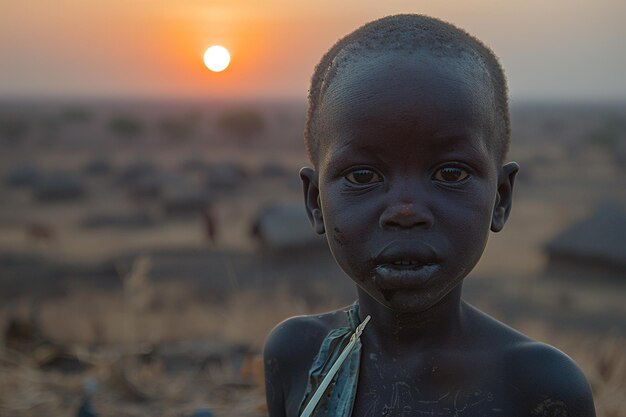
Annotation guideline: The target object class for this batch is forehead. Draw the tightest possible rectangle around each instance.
[316,50,497,163]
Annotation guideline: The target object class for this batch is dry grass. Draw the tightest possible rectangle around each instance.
[27,282,335,351]
[0,256,335,417]
[1,274,624,416]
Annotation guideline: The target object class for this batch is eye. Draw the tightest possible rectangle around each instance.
[433,165,470,183]
[345,169,382,185]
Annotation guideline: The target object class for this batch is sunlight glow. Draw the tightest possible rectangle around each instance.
[203,45,231,72]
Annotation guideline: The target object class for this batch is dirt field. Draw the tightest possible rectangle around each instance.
[1,100,625,416]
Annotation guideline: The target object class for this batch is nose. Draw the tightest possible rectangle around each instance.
[379,199,434,229]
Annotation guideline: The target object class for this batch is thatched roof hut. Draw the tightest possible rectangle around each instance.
[117,159,157,184]
[82,156,112,176]
[128,174,163,200]
[544,201,626,280]
[206,161,246,191]
[34,171,85,201]
[5,164,41,187]
[179,155,209,173]
[161,184,212,217]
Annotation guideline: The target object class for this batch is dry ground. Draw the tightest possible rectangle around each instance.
[1,284,624,417]
[1,101,625,416]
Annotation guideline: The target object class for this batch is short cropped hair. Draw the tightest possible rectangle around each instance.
[304,14,511,166]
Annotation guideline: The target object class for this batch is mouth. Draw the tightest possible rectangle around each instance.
[374,262,440,289]
[389,260,423,267]
[371,240,440,289]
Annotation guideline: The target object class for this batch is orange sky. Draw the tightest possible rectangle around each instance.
[1,0,625,101]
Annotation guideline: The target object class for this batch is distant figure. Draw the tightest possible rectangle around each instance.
[4,317,39,352]
[264,14,596,417]
[77,399,98,417]
[202,203,217,244]
[76,378,98,417]
[4,299,42,352]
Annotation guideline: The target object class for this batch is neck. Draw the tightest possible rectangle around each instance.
[356,285,466,355]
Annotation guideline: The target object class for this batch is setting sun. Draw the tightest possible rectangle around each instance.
[203,45,230,72]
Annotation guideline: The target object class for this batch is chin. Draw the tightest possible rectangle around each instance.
[373,288,441,313]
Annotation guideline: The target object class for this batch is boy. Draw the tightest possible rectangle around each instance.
[264,14,596,417]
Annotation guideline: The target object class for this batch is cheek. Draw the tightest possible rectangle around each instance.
[321,187,361,239]
[323,201,373,247]
[322,205,374,282]
[446,187,495,255]
[331,226,346,247]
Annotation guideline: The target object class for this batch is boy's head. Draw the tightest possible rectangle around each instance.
[304,14,510,168]
[300,14,519,312]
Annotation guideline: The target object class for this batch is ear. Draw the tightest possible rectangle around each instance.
[299,167,325,234]
[491,162,519,232]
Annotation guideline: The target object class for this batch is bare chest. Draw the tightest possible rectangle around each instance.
[351,355,519,417]
[353,383,507,417]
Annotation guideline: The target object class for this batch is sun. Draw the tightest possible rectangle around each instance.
[203,45,230,72]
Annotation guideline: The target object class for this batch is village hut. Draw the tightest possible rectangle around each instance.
[179,155,209,173]
[205,161,246,191]
[544,201,626,281]
[5,164,41,187]
[128,171,195,201]
[34,171,85,201]
[116,159,157,185]
[128,173,163,200]
[250,203,326,251]
[82,155,112,176]
[161,183,211,217]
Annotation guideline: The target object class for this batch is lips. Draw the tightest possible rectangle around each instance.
[371,240,440,289]
[374,263,440,288]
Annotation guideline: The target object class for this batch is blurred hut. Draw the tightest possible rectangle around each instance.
[128,171,205,203]
[5,163,41,187]
[179,155,209,173]
[544,201,626,281]
[129,174,163,200]
[251,203,325,251]
[82,155,112,176]
[117,159,158,185]
[34,171,85,201]
[162,184,212,217]
[206,161,246,192]
[116,160,162,200]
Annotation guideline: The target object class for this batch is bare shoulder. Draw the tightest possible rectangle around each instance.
[263,305,354,417]
[264,305,351,363]
[462,304,596,416]
[504,340,596,416]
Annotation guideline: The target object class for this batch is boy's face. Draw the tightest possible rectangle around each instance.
[302,50,518,313]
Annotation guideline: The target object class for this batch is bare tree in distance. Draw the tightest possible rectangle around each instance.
[108,114,144,142]
[217,109,265,145]
[159,113,200,145]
